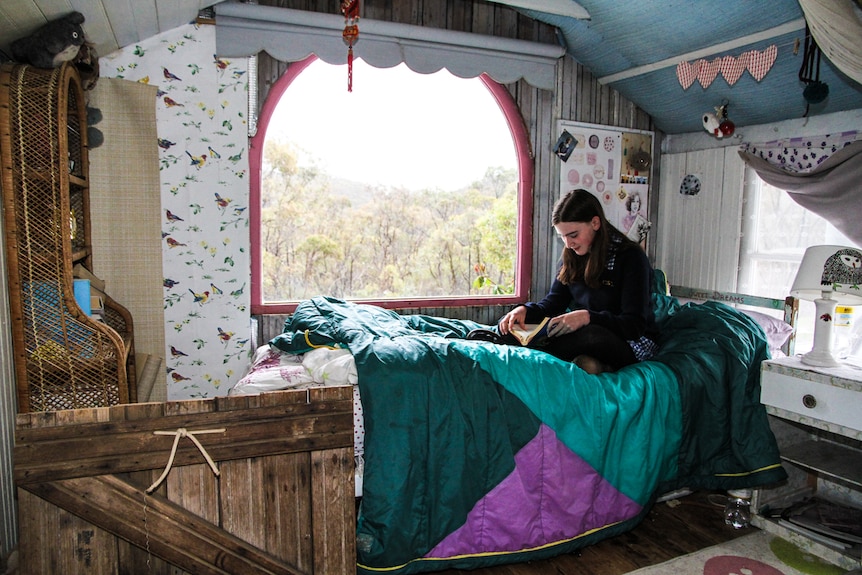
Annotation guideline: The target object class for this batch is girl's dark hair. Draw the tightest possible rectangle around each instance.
[553,189,639,288]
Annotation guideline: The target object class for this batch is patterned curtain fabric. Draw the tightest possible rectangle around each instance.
[738,135,862,246]
[739,131,859,173]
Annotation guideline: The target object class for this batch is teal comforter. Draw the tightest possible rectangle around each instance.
[271,290,787,574]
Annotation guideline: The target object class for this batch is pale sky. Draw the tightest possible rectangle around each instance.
[267,58,517,192]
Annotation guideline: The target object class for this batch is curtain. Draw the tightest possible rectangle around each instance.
[738,136,862,246]
[213,1,565,91]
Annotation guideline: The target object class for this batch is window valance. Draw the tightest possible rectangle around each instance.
[214,1,566,91]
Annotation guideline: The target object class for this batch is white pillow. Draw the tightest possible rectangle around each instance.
[744,310,794,350]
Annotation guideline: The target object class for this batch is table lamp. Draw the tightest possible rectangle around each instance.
[790,245,862,367]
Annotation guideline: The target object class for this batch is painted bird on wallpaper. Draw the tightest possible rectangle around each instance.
[165,210,184,223]
[189,289,209,305]
[163,278,180,289]
[186,151,206,169]
[214,193,231,209]
[170,346,189,358]
[207,146,221,159]
[162,67,182,81]
[213,55,229,70]
[217,327,234,342]
[158,138,176,150]
[210,283,223,295]
[163,96,184,108]
[165,237,186,248]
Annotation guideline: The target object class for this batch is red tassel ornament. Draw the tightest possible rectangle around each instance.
[341,0,360,92]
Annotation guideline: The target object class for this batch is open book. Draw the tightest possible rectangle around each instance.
[510,317,551,346]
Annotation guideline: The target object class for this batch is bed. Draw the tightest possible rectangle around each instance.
[231,272,797,574]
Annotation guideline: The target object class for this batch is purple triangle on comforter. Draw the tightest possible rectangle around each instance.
[426,424,643,558]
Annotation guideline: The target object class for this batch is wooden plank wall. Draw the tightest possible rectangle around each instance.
[14,387,355,575]
[252,0,655,339]
[655,147,744,291]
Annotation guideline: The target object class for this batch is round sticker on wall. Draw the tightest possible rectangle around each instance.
[680,174,701,196]
[589,134,600,148]
[593,165,605,179]
[567,169,580,184]
[603,136,615,152]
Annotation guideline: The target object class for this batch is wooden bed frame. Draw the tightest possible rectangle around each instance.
[670,285,799,356]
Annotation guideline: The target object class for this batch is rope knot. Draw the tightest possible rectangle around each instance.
[146,427,225,494]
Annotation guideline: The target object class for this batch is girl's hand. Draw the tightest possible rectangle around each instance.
[547,310,590,337]
[499,306,527,335]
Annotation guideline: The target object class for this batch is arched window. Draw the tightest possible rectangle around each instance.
[250,57,533,313]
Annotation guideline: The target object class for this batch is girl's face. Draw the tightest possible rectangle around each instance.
[555,216,600,256]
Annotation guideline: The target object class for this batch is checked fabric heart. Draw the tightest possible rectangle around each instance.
[678,44,777,90]
[676,60,699,89]
[721,52,749,85]
[747,45,778,81]
[697,58,722,88]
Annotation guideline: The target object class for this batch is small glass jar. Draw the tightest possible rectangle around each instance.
[724,488,752,529]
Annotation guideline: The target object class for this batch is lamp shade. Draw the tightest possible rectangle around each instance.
[790,245,862,304]
[790,245,862,367]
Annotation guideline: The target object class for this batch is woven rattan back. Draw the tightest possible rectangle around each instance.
[1,63,130,412]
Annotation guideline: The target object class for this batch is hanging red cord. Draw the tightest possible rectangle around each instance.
[341,0,360,92]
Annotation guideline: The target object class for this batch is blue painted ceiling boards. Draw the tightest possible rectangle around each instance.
[520,0,862,134]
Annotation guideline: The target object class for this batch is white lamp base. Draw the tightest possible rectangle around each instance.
[801,296,840,368]
[800,348,841,368]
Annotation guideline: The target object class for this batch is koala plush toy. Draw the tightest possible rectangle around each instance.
[11,11,86,69]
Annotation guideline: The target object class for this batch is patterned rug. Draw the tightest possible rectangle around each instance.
[625,530,848,575]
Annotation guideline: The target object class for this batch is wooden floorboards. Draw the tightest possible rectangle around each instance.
[436,490,752,575]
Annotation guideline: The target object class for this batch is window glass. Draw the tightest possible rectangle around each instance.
[258,59,522,308]
[738,172,860,358]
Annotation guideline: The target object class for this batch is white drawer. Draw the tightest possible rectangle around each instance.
[761,370,862,433]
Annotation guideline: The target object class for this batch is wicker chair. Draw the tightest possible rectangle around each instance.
[0,62,135,412]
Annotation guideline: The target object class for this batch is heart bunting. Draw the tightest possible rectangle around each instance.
[676,60,699,89]
[721,52,748,85]
[747,45,778,81]
[677,44,778,89]
[697,58,721,88]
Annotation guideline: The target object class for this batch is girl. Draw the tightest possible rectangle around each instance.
[498,189,659,373]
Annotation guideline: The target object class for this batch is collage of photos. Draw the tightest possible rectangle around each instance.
[555,122,653,243]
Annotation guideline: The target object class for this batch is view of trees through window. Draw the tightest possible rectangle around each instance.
[260,59,520,304]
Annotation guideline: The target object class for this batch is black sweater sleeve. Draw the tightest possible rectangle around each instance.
[525,246,655,341]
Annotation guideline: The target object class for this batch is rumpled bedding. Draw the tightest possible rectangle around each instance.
[269,291,787,574]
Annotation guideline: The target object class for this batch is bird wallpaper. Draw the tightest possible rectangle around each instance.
[99,23,251,400]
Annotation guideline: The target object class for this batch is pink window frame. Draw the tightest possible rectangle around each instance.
[249,56,533,314]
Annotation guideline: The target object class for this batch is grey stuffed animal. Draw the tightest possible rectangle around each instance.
[11,11,86,69]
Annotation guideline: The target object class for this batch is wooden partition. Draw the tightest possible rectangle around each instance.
[14,387,355,575]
